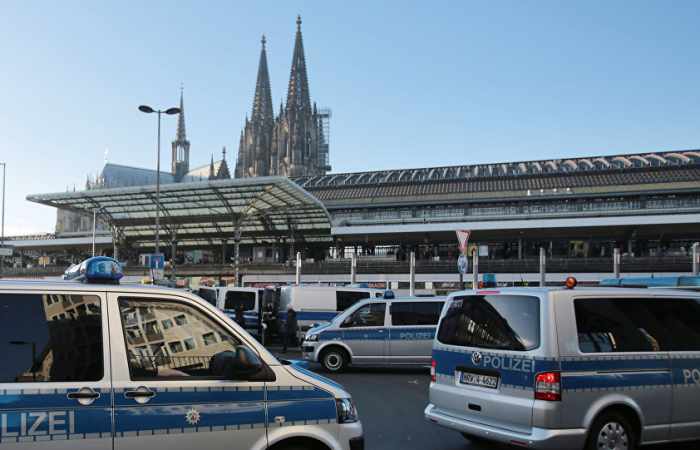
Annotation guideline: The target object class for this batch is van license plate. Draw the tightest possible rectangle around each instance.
[460,371,498,389]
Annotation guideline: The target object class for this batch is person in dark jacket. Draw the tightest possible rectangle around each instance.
[234,304,246,329]
[282,307,298,353]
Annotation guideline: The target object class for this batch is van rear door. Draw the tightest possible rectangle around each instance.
[430,293,548,434]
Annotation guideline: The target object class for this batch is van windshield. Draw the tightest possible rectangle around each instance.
[224,291,256,311]
[437,295,540,351]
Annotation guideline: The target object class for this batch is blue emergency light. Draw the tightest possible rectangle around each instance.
[63,256,124,284]
[383,290,396,299]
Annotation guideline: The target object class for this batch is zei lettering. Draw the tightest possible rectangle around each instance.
[476,355,534,373]
[682,368,700,385]
[0,411,75,438]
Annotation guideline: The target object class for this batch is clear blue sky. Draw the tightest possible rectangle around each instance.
[2,0,700,235]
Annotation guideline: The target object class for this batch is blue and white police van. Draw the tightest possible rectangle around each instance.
[0,257,363,450]
[425,282,700,449]
[302,294,445,372]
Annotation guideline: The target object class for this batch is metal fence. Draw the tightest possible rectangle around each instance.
[2,256,694,278]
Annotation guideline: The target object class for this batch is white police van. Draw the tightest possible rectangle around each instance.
[302,293,445,372]
[425,281,700,449]
[0,257,363,450]
[196,286,272,338]
[279,286,385,339]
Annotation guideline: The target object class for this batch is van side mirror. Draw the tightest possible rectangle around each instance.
[210,346,263,380]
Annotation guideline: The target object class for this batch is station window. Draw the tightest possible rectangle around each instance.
[0,293,103,383]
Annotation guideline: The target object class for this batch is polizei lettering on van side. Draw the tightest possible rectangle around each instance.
[0,411,76,437]
[472,353,535,373]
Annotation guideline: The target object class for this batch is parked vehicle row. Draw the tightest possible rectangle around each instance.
[0,257,364,450]
[5,256,700,450]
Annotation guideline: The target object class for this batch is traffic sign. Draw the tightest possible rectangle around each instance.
[457,254,468,274]
[0,247,13,257]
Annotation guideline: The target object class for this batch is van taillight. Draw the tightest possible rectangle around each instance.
[431,359,436,382]
[534,372,561,401]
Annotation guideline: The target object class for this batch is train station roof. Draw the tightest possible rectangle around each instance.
[28,177,332,247]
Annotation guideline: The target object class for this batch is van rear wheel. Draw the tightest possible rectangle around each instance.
[586,411,637,450]
[320,347,347,372]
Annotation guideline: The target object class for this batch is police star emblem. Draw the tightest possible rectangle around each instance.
[185,408,201,425]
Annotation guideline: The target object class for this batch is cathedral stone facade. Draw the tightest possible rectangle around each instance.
[235,16,330,179]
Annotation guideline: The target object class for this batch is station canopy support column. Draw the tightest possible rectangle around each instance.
[27,177,332,267]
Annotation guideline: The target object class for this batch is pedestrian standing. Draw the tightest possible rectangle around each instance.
[282,307,298,353]
[235,303,246,329]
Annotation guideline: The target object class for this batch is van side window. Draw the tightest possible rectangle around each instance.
[118,298,241,380]
[0,293,103,383]
[660,298,700,351]
[342,303,386,327]
[224,291,256,311]
[336,291,371,311]
[574,298,670,353]
[391,302,444,326]
[197,288,217,307]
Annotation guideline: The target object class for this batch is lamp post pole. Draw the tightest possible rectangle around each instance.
[138,105,180,259]
[0,162,5,275]
[155,110,161,255]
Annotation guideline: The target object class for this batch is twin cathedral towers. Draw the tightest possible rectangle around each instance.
[236,16,331,178]
[169,15,330,182]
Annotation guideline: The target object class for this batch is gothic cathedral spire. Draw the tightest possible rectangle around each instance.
[236,35,275,178]
[286,15,311,115]
[235,16,328,179]
[252,35,274,124]
[172,85,191,181]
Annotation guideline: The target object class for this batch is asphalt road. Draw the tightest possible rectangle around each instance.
[298,362,700,450]
[322,366,490,450]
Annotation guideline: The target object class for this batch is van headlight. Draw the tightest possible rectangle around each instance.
[336,398,358,423]
[305,334,319,342]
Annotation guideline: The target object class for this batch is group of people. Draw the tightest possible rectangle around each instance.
[233,304,298,353]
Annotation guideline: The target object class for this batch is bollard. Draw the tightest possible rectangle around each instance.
[539,247,546,287]
[295,252,302,286]
[472,248,479,289]
[351,252,357,284]
[613,248,621,279]
[409,251,416,296]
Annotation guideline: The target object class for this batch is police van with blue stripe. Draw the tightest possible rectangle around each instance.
[0,257,363,450]
[302,293,445,372]
[425,280,700,449]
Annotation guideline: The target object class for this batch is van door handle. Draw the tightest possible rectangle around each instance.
[124,386,156,404]
[67,387,100,405]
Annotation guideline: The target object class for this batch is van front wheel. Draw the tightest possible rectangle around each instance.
[586,411,637,450]
[320,348,347,372]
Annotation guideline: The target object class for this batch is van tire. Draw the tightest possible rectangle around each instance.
[586,411,637,450]
[320,347,348,372]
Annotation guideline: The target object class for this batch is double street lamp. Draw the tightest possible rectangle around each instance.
[138,105,180,258]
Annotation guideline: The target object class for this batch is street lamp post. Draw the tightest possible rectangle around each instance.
[138,105,180,258]
[0,162,6,275]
